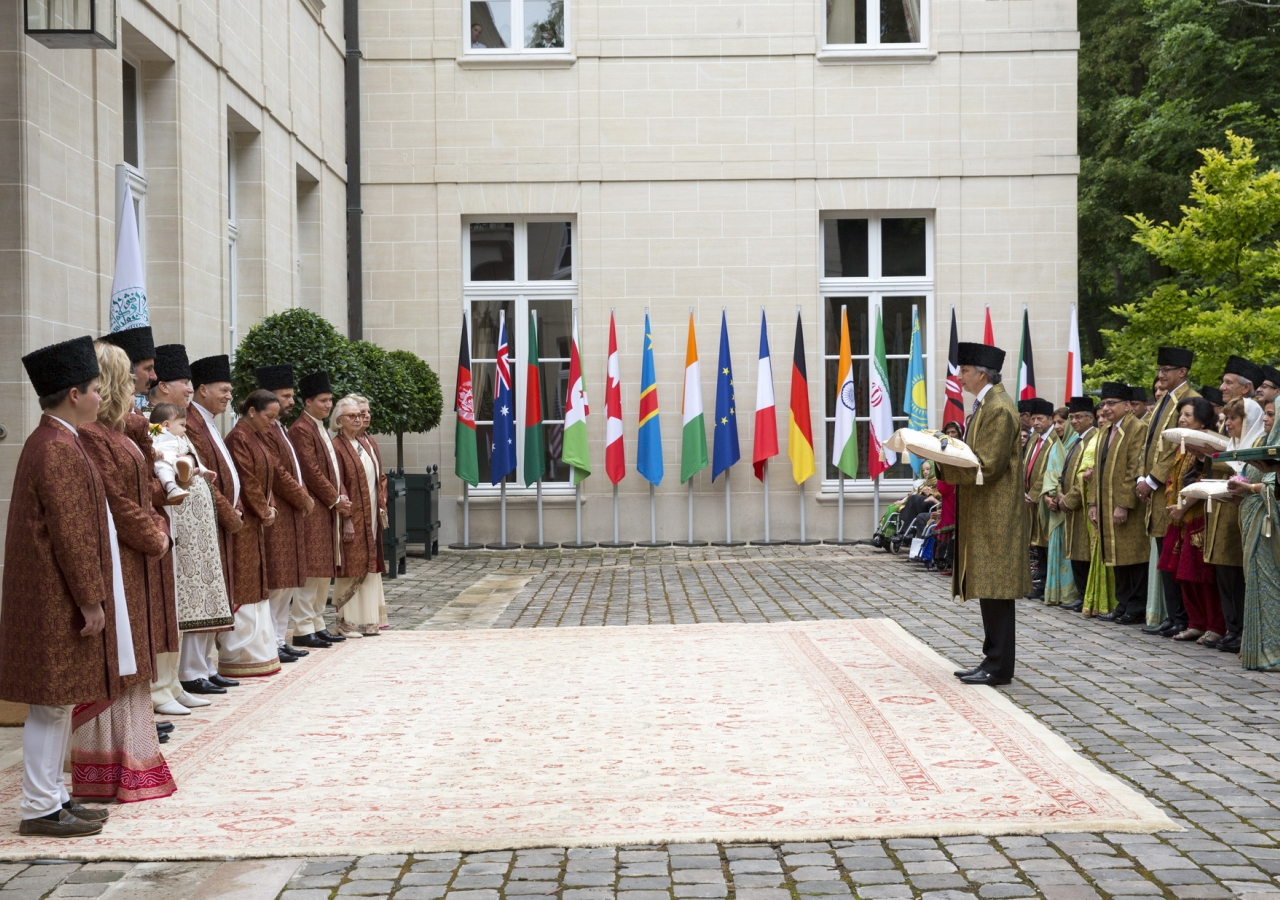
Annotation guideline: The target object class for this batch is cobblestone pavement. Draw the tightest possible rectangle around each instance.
[14,545,1280,900]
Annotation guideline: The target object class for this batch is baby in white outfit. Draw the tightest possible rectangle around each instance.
[150,403,199,501]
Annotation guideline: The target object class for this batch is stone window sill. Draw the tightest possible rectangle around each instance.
[817,48,936,64]
[457,53,577,69]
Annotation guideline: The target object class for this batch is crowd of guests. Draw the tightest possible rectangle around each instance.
[0,327,391,838]
[1010,348,1280,668]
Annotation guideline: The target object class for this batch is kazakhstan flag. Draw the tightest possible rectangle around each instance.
[905,305,928,476]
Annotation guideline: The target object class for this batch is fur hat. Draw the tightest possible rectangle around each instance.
[1028,398,1055,417]
[190,355,232,389]
[1128,385,1148,403]
[956,342,1005,372]
[1067,396,1096,414]
[1017,399,1034,415]
[1098,382,1131,402]
[1261,365,1280,388]
[99,325,155,365]
[255,364,295,392]
[153,344,191,382]
[1223,355,1264,387]
[1199,385,1224,406]
[1157,346,1194,370]
[298,370,333,401]
[22,335,100,398]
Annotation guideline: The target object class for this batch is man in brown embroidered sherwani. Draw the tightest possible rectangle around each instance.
[1,336,116,837]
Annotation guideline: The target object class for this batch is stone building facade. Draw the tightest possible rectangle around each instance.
[361,0,1079,544]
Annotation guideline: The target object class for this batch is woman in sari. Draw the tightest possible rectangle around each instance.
[1078,422,1116,617]
[72,342,177,802]
[1041,408,1078,606]
[331,395,387,636]
[1230,397,1280,670]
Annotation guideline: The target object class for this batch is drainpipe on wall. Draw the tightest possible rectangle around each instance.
[344,0,363,340]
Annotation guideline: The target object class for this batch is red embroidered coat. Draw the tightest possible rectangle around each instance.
[0,418,120,706]
[288,413,341,578]
[185,405,243,607]
[333,434,383,578]
[260,422,311,590]
[225,422,275,609]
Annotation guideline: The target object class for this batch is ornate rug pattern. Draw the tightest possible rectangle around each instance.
[0,620,1173,860]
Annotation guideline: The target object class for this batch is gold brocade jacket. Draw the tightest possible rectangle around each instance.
[1141,381,1199,539]
[1092,413,1151,567]
[1058,427,1096,562]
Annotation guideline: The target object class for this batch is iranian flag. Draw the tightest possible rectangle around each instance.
[868,307,898,479]
[831,305,859,479]
[562,312,591,485]
[680,313,709,484]
[1064,303,1083,404]
[604,311,625,485]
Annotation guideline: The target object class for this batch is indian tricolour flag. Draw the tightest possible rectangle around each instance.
[831,306,859,479]
[561,311,591,485]
[680,313,709,484]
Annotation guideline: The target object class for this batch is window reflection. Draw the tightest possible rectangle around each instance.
[470,2,511,48]
[524,0,564,48]
[881,218,927,277]
[470,223,515,281]
[528,222,572,280]
[823,219,869,278]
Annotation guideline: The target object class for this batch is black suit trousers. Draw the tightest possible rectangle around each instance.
[979,598,1016,679]
[1216,564,1245,636]
[1155,536,1186,628]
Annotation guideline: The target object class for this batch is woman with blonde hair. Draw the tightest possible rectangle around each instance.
[70,341,176,803]
[331,394,386,636]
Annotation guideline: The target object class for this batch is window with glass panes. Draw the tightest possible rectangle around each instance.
[820,215,932,482]
[465,219,576,488]
[467,0,566,53]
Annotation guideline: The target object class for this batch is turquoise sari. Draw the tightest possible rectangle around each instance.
[1241,422,1280,671]
[1042,431,1079,606]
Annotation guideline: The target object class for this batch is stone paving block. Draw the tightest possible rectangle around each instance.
[734,875,786,888]
[466,854,513,865]
[787,854,838,867]
[853,887,914,900]
[906,862,958,876]
[413,861,461,873]
[795,881,852,894]
[617,892,672,900]
[459,865,507,877]
[1036,886,1101,900]
[280,892,332,900]
[668,845,719,856]
[670,858,721,870]
[839,857,896,871]
[887,840,937,850]
[452,876,504,889]
[568,860,616,873]
[353,868,404,880]
[63,872,123,885]
[396,889,448,900]
[49,886,110,898]
[339,883,397,896]
[301,858,356,875]
[0,891,43,900]
[618,853,666,863]
[562,890,614,900]
[568,850,615,860]
[1091,880,1161,895]
[511,868,562,880]
[617,877,671,890]
[674,885,728,898]
[727,849,779,861]
[735,890,791,900]
[917,891,977,900]
[360,856,408,868]
[1168,887,1234,899]
[294,874,344,888]
[784,844,834,852]
[619,864,667,877]
[910,875,968,889]
[977,886,1037,899]
[897,850,947,863]
[848,871,906,885]
[1207,866,1270,880]
[565,873,616,887]
[960,856,1015,871]
[672,870,724,884]
[792,866,841,880]
[837,847,889,859]
[504,881,559,895]
[730,861,782,875]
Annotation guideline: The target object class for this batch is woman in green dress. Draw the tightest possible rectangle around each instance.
[1230,399,1280,670]
[1041,408,1079,606]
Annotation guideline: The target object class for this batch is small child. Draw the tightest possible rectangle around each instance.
[149,403,198,501]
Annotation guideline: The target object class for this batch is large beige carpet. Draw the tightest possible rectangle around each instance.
[0,620,1173,860]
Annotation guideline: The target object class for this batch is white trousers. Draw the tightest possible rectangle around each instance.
[218,602,280,676]
[290,577,330,637]
[21,705,72,820]
[150,651,181,707]
[268,588,295,647]
[179,631,218,682]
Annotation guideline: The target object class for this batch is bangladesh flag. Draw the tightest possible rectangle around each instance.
[523,312,546,487]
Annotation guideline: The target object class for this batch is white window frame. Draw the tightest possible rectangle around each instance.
[818,0,932,61]
[121,54,147,268]
[819,212,935,492]
[464,217,578,495]
[463,0,571,57]
[227,134,239,359]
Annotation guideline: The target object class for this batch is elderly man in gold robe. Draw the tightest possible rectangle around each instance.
[937,342,1029,687]
[1091,382,1150,624]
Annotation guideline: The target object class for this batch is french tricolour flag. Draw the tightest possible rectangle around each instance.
[752,310,779,481]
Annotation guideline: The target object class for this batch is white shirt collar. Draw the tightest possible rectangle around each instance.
[975,383,993,404]
[47,415,77,435]
[191,400,240,505]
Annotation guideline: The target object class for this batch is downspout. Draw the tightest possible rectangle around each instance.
[344,0,363,340]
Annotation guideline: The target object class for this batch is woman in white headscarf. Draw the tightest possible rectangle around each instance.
[1224,397,1266,473]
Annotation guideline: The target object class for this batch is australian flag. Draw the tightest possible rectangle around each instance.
[490,311,517,485]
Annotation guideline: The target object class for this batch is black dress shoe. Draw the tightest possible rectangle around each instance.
[157,732,170,744]
[180,678,227,695]
[1097,612,1121,622]
[1143,619,1172,635]
[1219,637,1242,653]
[317,629,346,643]
[278,649,297,663]
[155,722,174,734]
[1117,613,1144,625]
[1159,622,1183,637]
[953,666,982,678]
[1063,600,1083,612]
[280,644,308,658]
[209,674,239,688]
[959,671,1012,686]
[293,633,332,649]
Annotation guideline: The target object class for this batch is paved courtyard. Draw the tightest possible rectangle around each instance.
[8,545,1280,900]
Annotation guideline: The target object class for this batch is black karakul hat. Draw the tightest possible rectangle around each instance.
[153,344,191,382]
[1262,365,1280,388]
[1200,386,1224,406]
[100,325,155,365]
[957,342,1005,372]
[1068,396,1096,414]
[1223,355,1265,387]
[255,364,295,392]
[298,371,333,400]
[189,355,232,389]
[1128,385,1148,403]
[22,335,100,398]
[1017,399,1034,415]
[1099,382,1132,402]
[1028,398,1055,417]
[1157,346,1194,370]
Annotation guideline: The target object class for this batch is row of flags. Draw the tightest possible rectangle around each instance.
[455,303,1080,488]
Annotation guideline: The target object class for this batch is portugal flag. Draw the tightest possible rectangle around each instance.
[453,316,479,487]
[787,312,816,484]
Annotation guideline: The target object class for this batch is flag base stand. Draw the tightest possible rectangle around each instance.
[825,538,856,546]
[523,542,559,550]
[484,542,521,550]
[448,542,485,550]
[598,540,634,548]
[786,539,822,546]
[711,540,746,547]
[674,541,709,548]
[750,539,787,546]
[636,541,672,548]
[562,541,597,549]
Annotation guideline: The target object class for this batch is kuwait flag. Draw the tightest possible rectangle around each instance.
[943,307,964,430]
[523,311,546,486]
[787,312,815,484]
[1065,303,1083,404]
[868,307,897,479]
[453,315,479,487]
[561,312,591,485]
[1017,306,1037,400]
[604,311,625,485]
[752,310,778,481]
[831,305,859,480]
[680,313,709,484]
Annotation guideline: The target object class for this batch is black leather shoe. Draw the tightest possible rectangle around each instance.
[158,732,170,744]
[155,722,174,734]
[293,633,332,649]
[180,678,227,695]
[1219,637,1242,653]
[280,644,308,658]
[317,629,347,643]
[1097,612,1121,622]
[1143,619,1172,635]
[1117,613,1144,625]
[953,666,982,678]
[278,650,297,663]
[1063,600,1083,612]
[209,674,239,688]
[1159,622,1183,637]
[959,671,1012,686]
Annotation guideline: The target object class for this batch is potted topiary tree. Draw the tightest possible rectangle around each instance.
[388,349,444,557]
[231,309,362,421]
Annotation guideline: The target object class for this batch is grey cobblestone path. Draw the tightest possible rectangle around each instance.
[15,545,1280,900]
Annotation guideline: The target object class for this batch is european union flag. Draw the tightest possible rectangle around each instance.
[490,311,517,485]
[636,312,664,486]
[712,310,740,480]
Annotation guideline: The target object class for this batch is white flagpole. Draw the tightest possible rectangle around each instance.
[763,466,771,542]
[613,484,620,543]
[725,469,732,543]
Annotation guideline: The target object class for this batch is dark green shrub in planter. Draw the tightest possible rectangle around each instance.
[386,348,444,471]
[232,309,362,422]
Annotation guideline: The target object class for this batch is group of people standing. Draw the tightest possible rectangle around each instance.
[0,326,391,838]
[1018,347,1280,668]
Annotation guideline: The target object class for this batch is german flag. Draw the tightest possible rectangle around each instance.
[788,312,816,484]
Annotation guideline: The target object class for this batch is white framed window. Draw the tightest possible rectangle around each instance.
[823,0,927,51]
[464,218,576,490]
[819,213,934,485]
[465,0,567,53]
[120,56,147,265]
